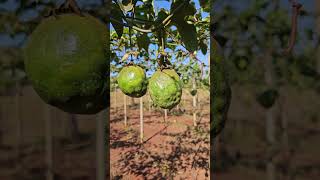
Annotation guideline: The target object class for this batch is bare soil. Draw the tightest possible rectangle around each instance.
[110,91,210,180]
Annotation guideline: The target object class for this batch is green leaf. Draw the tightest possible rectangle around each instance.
[171,0,196,22]
[135,1,155,21]
[175,22,198,53]
[111,3,124,38]
[199,40,207,55]
[137,33,150,52]
[170,0,198,52]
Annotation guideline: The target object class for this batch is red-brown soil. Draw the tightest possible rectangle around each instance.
[110,103,210,180]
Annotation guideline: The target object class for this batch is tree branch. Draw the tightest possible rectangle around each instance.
[110,17,152,33]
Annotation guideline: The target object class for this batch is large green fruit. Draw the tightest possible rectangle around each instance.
[23,14,109,114]
[149,69,182,109]
[211,38,232,138]
[117,65,147,98]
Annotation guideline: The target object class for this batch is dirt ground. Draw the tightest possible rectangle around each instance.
[2,85,318,180]
[0,136,97,180]
[212,85,320,180]
[110,90,210,180]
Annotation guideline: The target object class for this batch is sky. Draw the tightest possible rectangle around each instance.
[1,0,316,66]
[153,0,210,67]
[110,0,210,77]
[0,0,209,68]
[1,0,315,47]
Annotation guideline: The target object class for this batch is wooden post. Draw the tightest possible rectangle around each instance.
[130,97,135,107]
[69,114,80,142]
[140,97,144,143]
[192,77,197,127]
[148,95,151,113]
[316,0,320,75]
[15,83,22,172]
[96,109,107,180]
[124,94,127,127]
[0,100,2,145]
[164,109,168,122]
[44,105,53,180]
[264,52,277,180]
[114,87,117,112]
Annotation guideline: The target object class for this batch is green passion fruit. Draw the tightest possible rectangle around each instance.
[117,65,148,98]
[23,14,109,114]
[149,69,182,109]
[211,38,232,138]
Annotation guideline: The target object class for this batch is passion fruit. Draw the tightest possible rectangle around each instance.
[149,69,182,109]
[117,65,147,98]
[23,13,109,114]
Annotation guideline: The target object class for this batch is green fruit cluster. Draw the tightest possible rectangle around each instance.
[117,66,182,110]
[24,14,109,114]
[211,39,232,138]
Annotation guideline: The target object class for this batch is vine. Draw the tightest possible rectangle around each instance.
[284,0,302,55]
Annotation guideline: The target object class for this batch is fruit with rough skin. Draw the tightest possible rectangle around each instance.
[117,65,147,98]
[23,13,109,114]
[211,38,232,138]
[149,69,182,109]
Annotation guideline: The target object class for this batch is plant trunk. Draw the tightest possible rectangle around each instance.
[140,97,144,143]
[44,105,53,180]
[124,94,127,127]
[96,109,107,180]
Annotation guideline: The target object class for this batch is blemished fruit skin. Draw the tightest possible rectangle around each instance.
[23,14,109,114]
[117,65,147,98]
[211,38,232,138]
[149,69,182,109]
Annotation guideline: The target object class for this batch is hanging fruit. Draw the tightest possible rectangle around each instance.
[23,1,109,114]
